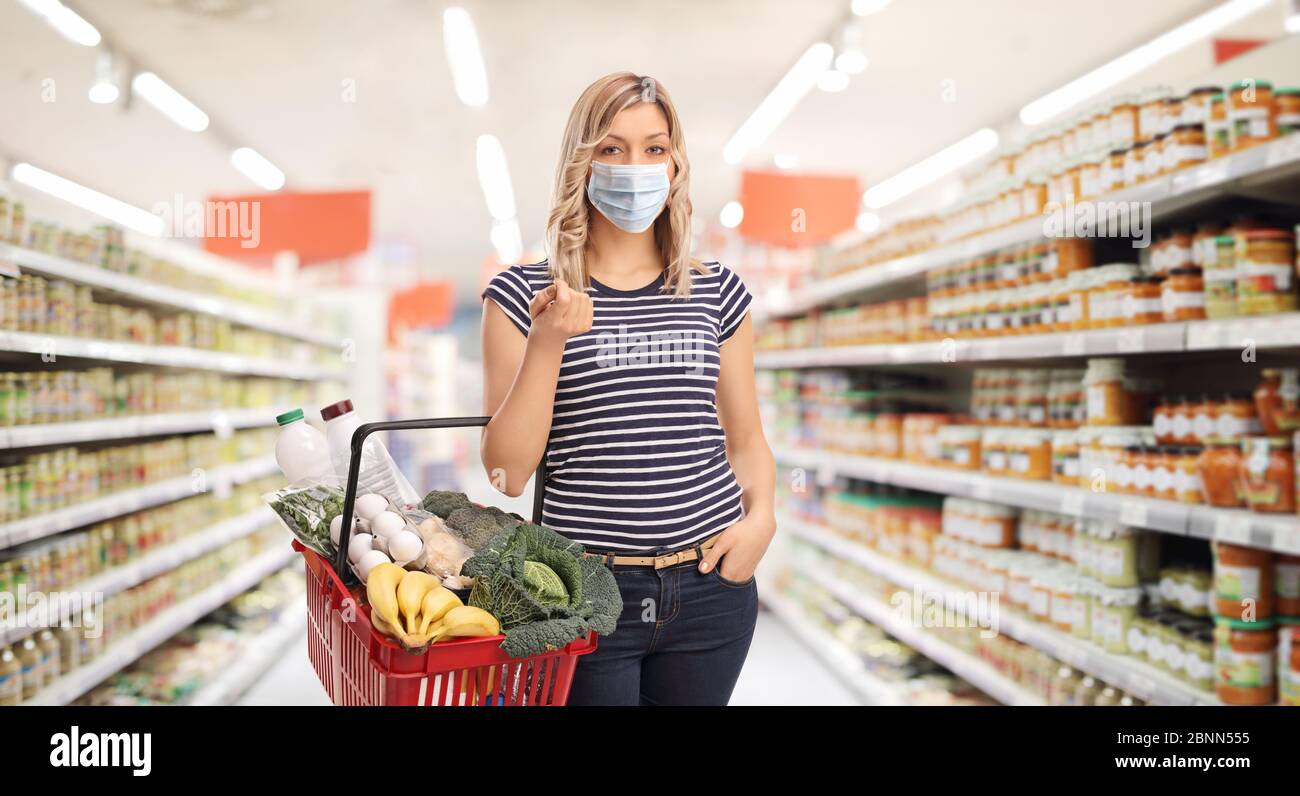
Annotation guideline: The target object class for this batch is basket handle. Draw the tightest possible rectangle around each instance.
[332,416,546,578]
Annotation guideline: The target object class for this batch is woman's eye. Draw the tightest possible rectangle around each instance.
[600,145,622,155]
[648,145,666,155]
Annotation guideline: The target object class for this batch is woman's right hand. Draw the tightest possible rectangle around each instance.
[529,279,593,346]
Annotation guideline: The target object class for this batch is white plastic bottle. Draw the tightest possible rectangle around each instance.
[274,408,333,483]
[321,399,419,504]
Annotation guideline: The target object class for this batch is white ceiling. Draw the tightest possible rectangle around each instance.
[0,0,1288,302]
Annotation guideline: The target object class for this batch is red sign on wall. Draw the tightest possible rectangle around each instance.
[738,170,860,248]
[202,190,371,265]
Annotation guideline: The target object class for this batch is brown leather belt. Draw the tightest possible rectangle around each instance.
[586,533,722,570]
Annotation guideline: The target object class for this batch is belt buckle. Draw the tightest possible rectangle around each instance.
[654,550,684,570]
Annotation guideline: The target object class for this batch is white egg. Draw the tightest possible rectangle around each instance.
[370,511,407,539]
[356,550,391,582]
[347,533,375,564]
[354,493,389,521]
[330,514,360,546]
[387,530,423,563]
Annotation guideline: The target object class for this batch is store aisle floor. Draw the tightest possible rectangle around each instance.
[238,606,854,706]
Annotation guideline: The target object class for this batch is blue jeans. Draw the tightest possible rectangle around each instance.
[566,559,759,706]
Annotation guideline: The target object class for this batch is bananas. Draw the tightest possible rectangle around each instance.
[402,606,500,649]
[395,571,440,634]
[366,567,500,653]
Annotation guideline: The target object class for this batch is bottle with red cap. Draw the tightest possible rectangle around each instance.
[321,398,418,504]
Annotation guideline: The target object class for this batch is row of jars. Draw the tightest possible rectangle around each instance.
[0,369,320,428]
[0,427,274,523]
[0,476,276,599]
[0,527,278,704]
[943,82,1298,245]
[971,368,1085,428]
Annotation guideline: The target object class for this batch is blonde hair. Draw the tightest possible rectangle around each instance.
[545,72,705,297]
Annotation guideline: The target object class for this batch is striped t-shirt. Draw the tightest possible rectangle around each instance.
[483,260,752,554]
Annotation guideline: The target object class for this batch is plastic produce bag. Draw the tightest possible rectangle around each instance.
[409,511,474,586]
[263,480,344,558]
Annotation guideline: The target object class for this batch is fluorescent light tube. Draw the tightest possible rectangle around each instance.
[856,211,881,235]
[443,7,489,107]
[852,0,890,16]
[1019,0,1272,125]
[17,0,101,46]
[11,162,164,236]
[490,217,522,264]
[231,147,285,191]
[724,42,833,165]
[476,134,516,221]
[132,72,209,132]
[863,128,999,209]
[720,201,744,229]
[818,69,850,93]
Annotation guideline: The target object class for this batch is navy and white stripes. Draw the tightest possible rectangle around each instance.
[483,261,752,553]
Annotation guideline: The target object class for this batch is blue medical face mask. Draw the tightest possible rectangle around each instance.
[587,160,670,233]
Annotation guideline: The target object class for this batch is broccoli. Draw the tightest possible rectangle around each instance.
[445,507,506,551]
[420,490,472,519]
[483,505,521,531]
[462,522,621,658]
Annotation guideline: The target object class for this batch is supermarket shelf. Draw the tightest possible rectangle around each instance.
[186,602,307,706]
[0,407,273,449]
[774,446,1300,555]
[0,507,276,646]
[785,516,1219,706]
[755,314,1300,368]
[762,591,906,706]
[0,456,278,550]
[797,559,1044,706]
[0,329,346,381]
[0,242,342,349]
[24,545,297,706]
[760,134,1300,320]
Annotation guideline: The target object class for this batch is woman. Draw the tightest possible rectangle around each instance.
[480,72,775,706]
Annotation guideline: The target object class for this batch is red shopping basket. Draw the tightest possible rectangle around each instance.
[293,415,597,706]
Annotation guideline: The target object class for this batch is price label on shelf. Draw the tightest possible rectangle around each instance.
[1214,513,1253,545]
[1060,492,1085,517]
[1117,328,1145,354]
[1265,133,1300,168]
[1119,500,1148,528]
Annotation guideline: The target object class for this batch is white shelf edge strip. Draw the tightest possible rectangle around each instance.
[802,560,1045,706]
[24,545,297,706]
[0,506,276,646]
[0,329,346,382]
[784,516,1219,706]
[0,408,273,450]
[0,456,279,550]
[762,591,906,706]
[755,314,1300,368]
[774,446,1300,555]
[0,243,342,349]
[186,602,307,706]
[760,135,1300,319]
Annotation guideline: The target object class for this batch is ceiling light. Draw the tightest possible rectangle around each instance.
[724,42,834,165]
[88,51,119,104]
[851,0,890,16]
[1286,0,1300,32]
[17,0,101,47]
[475,134,516,221]
[231,147,285,191]
[719,201,744,229]
[773,153,799,169]
[856,211,881,235]
[863,128,999,209]
[443,7,489,107]
[490,218,522,264]
[818,69,850,93]
[1019,0,1272,125]
[131,72,209,132]
[11,162,163,236]
[835,49,868,74]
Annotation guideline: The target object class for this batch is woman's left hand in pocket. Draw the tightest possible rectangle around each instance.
[697,513,776,582]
